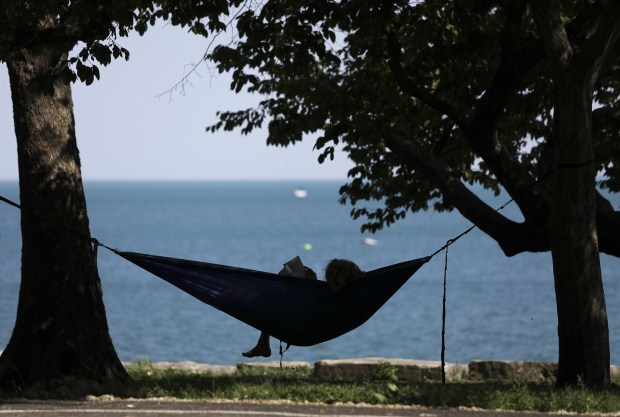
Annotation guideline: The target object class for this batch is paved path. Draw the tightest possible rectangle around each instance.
[0,400,600,417]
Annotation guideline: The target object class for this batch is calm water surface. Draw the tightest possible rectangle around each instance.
[0,181,618,365]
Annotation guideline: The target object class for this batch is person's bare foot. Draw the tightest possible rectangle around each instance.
[242,346,271,358]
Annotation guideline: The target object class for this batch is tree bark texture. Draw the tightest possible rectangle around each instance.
[529,0,618,388]
[550,76,610,387]
[0,45,128,389]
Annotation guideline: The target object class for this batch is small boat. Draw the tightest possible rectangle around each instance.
[362,237,379,246]
[293,188,308,198]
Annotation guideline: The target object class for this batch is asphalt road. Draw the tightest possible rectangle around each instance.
[0,400,601,417]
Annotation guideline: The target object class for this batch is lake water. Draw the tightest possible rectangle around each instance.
[0,180,618,365]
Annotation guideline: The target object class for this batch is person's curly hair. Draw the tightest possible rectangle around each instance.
[325,259,364,294]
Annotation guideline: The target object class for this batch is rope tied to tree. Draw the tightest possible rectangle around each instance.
[425,162,573,382]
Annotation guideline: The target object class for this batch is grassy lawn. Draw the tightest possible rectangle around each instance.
[2,360,619,414]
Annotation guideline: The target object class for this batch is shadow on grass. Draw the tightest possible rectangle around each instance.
[1,360,619,414]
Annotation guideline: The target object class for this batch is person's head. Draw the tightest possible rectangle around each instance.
[325,259,364,294]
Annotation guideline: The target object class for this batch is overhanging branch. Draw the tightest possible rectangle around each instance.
[384,2,551,225]
[385,124,550,256]
[466,2,551,224]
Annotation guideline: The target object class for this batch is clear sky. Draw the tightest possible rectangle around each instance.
[0,24,353,181]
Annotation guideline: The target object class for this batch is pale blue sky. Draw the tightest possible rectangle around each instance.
[0,24,353,181]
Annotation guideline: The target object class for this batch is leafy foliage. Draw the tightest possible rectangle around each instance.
[0,1,142,82]
[198,0,620,235]
[0,0,242,86]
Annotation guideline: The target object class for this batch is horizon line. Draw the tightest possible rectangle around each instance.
[0,177,350,182]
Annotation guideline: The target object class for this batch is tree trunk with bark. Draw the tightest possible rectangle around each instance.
[0,45,128,390]
[550,75,610,387]
[528,0,619,388]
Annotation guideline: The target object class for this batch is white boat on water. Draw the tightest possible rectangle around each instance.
[293,188,308,198]
[362,237,379,246]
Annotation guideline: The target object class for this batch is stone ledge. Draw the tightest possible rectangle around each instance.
[2,350,617,384]
[469,360,620,385]
[237,361,311,370]
[612,364,620,384]
[468,360,557,384]
[149,361,236,375]
[313,358,465,382]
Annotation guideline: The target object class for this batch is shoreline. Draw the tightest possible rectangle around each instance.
[0,350,617,383]
[136,357,620,384]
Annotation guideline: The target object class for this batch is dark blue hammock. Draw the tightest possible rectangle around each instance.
[117,251,429,347]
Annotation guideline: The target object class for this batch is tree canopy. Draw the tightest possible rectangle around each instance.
[0,1,243,83]
[203,0,620,258]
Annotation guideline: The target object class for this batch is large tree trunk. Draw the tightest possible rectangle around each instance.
[528,0,616,388]
[550,74,610,387]
[0,45,128,389]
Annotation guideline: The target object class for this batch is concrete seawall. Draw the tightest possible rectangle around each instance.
[0,350,616,384]
[147,357,620,384]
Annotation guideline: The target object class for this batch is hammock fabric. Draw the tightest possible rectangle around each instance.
[117,251,430,347]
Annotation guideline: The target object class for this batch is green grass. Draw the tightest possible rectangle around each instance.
[2,359,619,414]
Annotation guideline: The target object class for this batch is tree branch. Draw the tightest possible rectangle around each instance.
[13,23,111,51]
[593,105,620,128]
[529,0,573,70]
[568,1,620,77]
[597,196,620,257]
[530,0,620,74]
[467,3,550,225]
[384,2,552,227]
[385,123,550,256]
[592,105,620,159]
[385,122,620,257]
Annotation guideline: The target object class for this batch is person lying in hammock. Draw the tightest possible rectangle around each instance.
[242,256,364,358]
[242,256,316,358]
